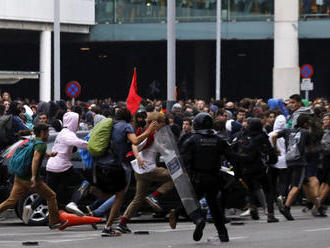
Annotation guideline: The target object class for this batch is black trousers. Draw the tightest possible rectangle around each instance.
[267,167,290,198]
[191,173,227,235]
[243,170,275,214]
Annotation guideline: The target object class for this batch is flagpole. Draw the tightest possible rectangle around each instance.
[167,0,176,110]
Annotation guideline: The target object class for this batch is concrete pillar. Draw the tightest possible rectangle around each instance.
[273,0,300,99]
[194,42,211,99]
[39,30,51,102]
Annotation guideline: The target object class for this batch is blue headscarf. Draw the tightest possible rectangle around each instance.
[267,99,290,118]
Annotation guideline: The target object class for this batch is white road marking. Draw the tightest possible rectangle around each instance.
[0,237,96,244]
[231,236,248,240]
[305,227,330,232]
[0,231,98,237]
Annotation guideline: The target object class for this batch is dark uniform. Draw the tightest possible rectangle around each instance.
[181,113,231,242]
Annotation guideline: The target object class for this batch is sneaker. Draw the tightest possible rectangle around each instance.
[101,227,121,237]
[169,209,177,229]
[250,209,259,220]
[49,220,69,230]
[116,222,132,234]
[193,218,205,242]
[22,205,33,224]
[279,206,294,221]
[65,202,85,217]
[267,214,279,223]
[240,209,251,217]
[145,195,163,212]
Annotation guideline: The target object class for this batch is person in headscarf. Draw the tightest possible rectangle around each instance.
[267,98,290,118]
[7,101,31,137]
[33,101,50,125]
[268,115,289,210]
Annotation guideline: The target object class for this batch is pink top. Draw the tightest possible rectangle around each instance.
[46,112,88,173]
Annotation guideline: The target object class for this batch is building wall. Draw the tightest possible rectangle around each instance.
[0,0,95,25]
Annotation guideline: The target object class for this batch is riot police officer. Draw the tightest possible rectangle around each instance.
[180,113,231,243]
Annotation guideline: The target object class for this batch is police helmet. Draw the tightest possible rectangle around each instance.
[193,113,213,130]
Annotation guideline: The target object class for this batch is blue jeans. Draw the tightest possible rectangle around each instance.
[303,0,312,14]
[92,166,132,217]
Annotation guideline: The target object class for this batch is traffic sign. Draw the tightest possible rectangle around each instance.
[65,81,81,99]
[300,64,314,78]
[301,81,313,91]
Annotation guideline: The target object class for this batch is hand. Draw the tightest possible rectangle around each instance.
[137,157,145,169]
[275,149,281,156]
[31,177,36,188]
[46,152,58,157]
[148,121,158,132]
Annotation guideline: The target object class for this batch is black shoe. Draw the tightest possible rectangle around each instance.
[193,219,205,242]
[145,195,163,212]
[250,209,259,220]
[267,215,279,223]
[279,206,294,221]
[319,206,328,217]
[312,206,328,217]
[219,229,229,242]
[116,222,132,234]
[49,220,68,230]
[101,227,121,237]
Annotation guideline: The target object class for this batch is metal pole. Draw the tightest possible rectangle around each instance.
[216,0,222,100]
[54,0,61,101]
[167,0,176,105]
[305,90,309,101]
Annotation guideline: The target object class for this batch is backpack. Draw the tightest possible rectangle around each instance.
[286,129,302,162]
[79,134,94,169]
[88,118,113,157]
[8,139,44,177]
[321,129,330,156]
[0,115,13,148]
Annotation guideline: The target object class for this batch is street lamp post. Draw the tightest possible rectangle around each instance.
[216,0,222,100]
[167,0,176,110]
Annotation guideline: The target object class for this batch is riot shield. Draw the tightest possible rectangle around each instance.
[154,126,199,215]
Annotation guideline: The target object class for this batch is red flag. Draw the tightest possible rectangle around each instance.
[126,68,142,115]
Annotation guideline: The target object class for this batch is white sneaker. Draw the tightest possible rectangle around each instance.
[240,209,251,217]
[65,202,85,216]
[22,205,33,224]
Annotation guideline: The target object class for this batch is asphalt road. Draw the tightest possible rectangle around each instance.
[0,207,329,248]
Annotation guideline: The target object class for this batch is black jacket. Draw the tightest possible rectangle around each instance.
[231,130,277,177]
[180,129,234,175]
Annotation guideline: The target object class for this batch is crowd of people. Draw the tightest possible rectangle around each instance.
[0,91,330,243]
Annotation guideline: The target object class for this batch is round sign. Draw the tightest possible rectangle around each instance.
[65,81,81,99]
[300,64,314,78]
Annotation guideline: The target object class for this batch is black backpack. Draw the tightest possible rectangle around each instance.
[0,115,13,148]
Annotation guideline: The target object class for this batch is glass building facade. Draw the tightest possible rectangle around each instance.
[95,0,330,24]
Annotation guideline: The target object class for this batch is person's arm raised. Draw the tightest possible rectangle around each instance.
[127,121,158,145]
